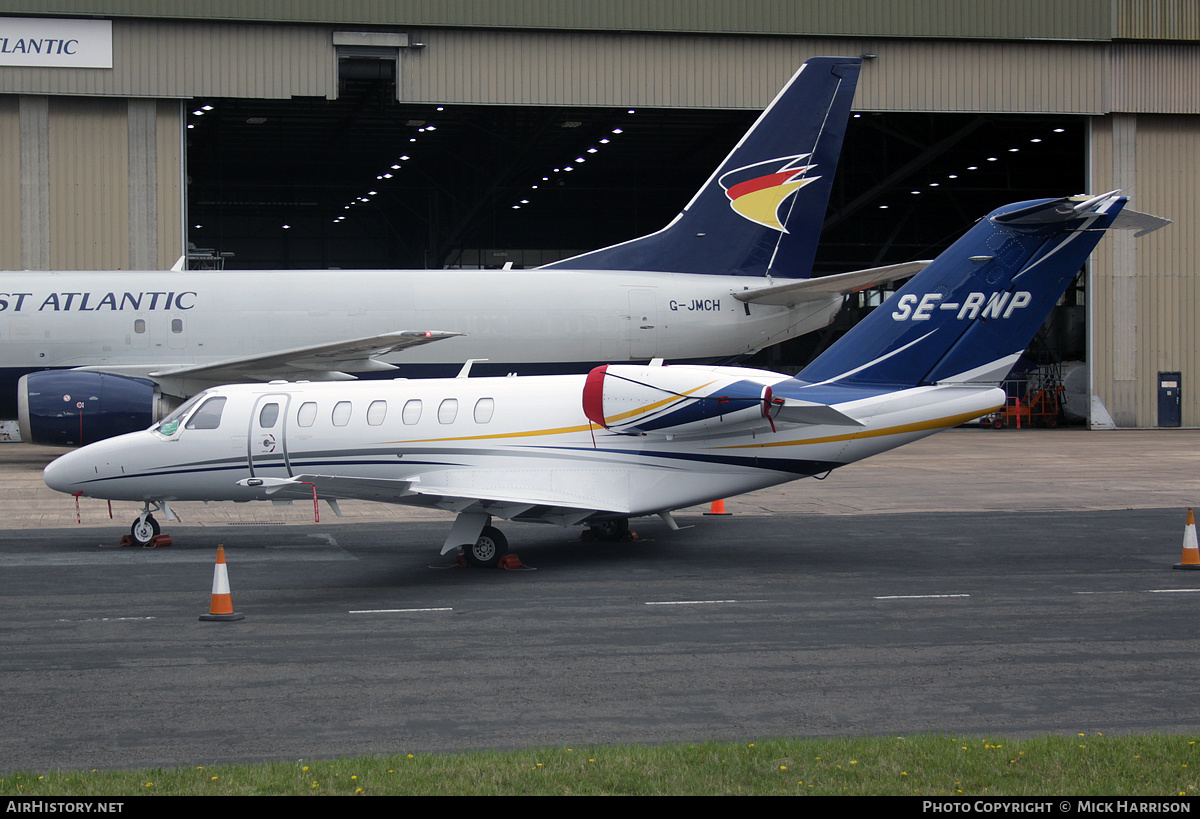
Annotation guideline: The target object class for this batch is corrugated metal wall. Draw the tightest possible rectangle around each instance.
[397,30,1116,114]
[0,96,18,270]
[5,1,1115,42]
[48,97,129,270]
[0,20,337,100]
[0,96,184,270]
[0,19,1191,116]
[1111,43,1200,114]
[1114,0,1200,40]
[1091,113,1200,428]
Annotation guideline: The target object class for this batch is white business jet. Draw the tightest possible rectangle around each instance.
[9,57,925,447]
[44,192,1166,558]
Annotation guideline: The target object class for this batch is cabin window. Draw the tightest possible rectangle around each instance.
[171,318,183,333]
[438,398,458,424]
[402,399,422,425]
[185,396,227,430]
[332,401,352,427]
[133,319,146,334]
[474,397,495,424]
[296,402,317,427]
[258,403,280,428]
[367,400,387,426]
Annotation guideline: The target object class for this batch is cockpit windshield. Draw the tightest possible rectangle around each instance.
[155,392,207,437]
[155,392,228,437]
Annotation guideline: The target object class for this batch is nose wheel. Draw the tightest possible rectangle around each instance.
[124,501,174,547]
[130,514,161,547]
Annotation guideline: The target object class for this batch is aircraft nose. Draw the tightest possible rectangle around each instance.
[43,449,89,495]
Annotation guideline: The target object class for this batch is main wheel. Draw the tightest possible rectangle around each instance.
[131,515,160,547]
[463,525,507,568]
[590,517,630,542]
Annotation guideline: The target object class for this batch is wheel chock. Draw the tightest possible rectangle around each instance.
[498,554,523,569]
[118,534,172,548]
[1175,508,1200,570]
[199,545,244,621]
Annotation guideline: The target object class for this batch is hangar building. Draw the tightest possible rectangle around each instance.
[0,1,1196,429]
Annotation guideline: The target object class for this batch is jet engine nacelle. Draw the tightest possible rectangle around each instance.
[17,371,177,447]
[582,364,781,437]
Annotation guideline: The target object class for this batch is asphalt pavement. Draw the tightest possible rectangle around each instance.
[3,428,1199,772]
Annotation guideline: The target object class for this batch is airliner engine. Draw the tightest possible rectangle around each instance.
[18,371,177,446]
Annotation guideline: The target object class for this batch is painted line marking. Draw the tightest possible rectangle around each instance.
[2,535,352,567]
[644,599,762,606]
[1076,589,1200,595]
[874,594,970,600]
[349,607,453,614]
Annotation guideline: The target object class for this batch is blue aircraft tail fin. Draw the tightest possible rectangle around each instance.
[796,192,1130,389]
[540,56,861,278]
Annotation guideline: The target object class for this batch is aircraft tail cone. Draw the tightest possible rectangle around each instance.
[199,545,245,621]
[1174,509,1200,571]
[704,499,732,516]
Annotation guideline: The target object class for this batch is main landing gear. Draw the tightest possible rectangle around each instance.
[585,517,634,542]
[443,512,511,569]
[463,526,508,569]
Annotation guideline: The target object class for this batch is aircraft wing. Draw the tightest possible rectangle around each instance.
[143,330,464,383]
[733,261,930,306]
[242,470,628,526]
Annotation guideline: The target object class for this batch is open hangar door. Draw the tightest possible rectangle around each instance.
[184,81,1084,379]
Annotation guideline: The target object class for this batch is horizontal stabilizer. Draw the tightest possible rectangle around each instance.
[733,261,930,306]
[1111,208,1172,237]
[775,399,863,427]
[991,191,1169,236]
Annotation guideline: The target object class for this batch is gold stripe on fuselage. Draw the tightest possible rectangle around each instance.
[709,407,1002,450]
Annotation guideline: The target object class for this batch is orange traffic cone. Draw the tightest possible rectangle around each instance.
[704,499,731,516]
[199,545,245,620]
[1174,509,1200,571]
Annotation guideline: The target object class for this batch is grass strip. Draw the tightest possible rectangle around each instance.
[2,733,1198,796]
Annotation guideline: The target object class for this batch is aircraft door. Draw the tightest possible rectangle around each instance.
[248,393,292,478]
[1158,372,1182,428]
[628,289,658,359]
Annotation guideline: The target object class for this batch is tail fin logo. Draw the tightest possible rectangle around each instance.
[718,154,818,233]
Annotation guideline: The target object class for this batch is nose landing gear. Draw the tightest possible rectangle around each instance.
[124,502,175,548]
